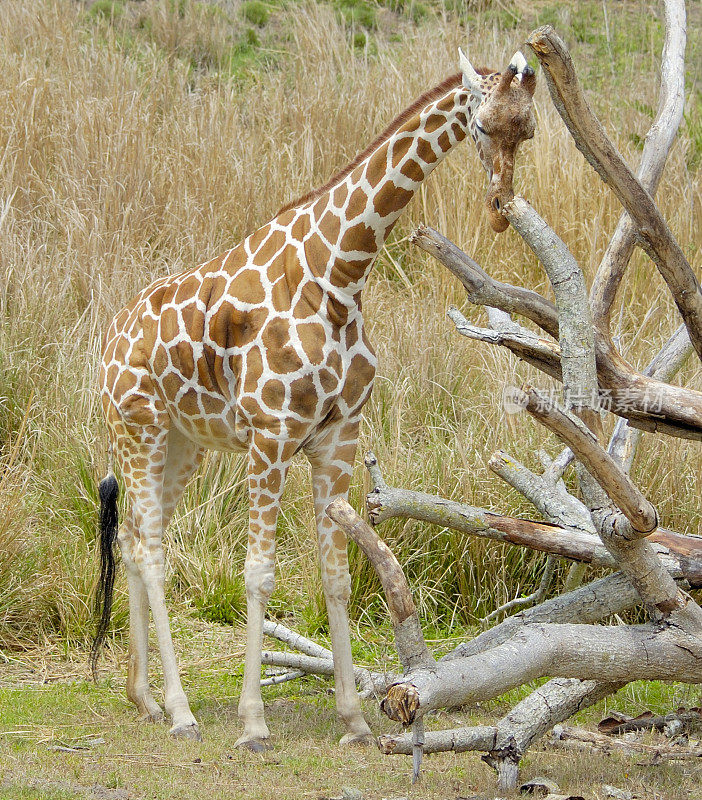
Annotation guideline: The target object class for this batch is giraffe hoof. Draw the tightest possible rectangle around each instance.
[170,723,202,741]
[235,736,272,753]
[139,708,165,724]
[339,731,375,747]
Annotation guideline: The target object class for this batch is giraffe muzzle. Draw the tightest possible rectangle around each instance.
[486,185,512,233]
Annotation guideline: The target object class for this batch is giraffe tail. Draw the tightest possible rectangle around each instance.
[90,471,119,682]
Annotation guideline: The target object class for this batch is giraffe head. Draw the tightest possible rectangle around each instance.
[459,48,536,233]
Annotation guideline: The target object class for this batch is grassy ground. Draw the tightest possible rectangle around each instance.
[0,623,700,799]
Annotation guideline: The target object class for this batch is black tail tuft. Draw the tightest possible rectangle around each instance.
[90,473,120,681]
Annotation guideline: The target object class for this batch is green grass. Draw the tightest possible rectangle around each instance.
[1,645,701,800]
[241,0,271,27]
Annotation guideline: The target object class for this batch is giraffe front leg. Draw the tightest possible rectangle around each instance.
[307,423,374,747]
[235,434,289,751]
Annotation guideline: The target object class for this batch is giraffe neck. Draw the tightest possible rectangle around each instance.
[300,80,481,297]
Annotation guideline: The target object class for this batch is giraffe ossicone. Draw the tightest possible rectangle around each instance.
[92,48,536,748]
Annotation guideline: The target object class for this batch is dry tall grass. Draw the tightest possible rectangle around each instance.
[0,0,700,649]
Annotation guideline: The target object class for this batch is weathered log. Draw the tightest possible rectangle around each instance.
[379,618,702,726]
[551,725,702,760]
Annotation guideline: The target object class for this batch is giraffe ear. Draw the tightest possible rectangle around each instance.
[458,47,483,99]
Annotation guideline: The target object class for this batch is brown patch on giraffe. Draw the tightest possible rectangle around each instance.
[160,370,184,401]
[253,230,286,267]
[325,296,349,328]
[345,187,368,220]
[261,378,286,410]
[345,320,359,349]
[437,131,451,152]
[340,222,376,255]
[159,307,179,343]
[332,182,348,208]
[270,278,292,314]
[106,364,120,391]
[151,344,169,376]
[424,113,447,134]
[262,318,304,374]
[303,232,332,275]
[265,468,282,495]
[332,529,347,550]
[223,244,248,273]
[456,111,468,127]
[204,273,229,310]
[297,322,326,365]
[389,135,414,169]
[179,388,201,417]
[181,303,206,340]
[202,394,226,416]
[239,398,281,437]
[319,212,341,243]
[117,370,138,397]
[174,275,203,307]
[247,223,271,253]
[416,138,437,164]
[400,158,424,183]
[197,347,217,392]
[293,280,324,319]
[330,255,373,290]
[174,341,196,379]
[374,180,414,216]
[318,368,338,394]
[290,374,318,418]
[436,95,456,114]
[363,150,387,190]
[312,196,329,219]
[248,446,268,475]
[119,393,160,427]
[451,122,466,142]
[267,255,286,283]
[276,208,296,228]
[212,304,265,350]
[243,346,264,393]
[229,269,266,305]
[291,214,309,243]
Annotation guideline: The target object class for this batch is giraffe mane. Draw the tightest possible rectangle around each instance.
[277,69,493,215]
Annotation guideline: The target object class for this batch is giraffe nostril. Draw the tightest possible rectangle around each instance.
[492,197,501,211]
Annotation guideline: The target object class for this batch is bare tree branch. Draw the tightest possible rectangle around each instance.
[591,0,687,330]
[527,22,702,362]
[410,224,558,337]
[521,388,658,536]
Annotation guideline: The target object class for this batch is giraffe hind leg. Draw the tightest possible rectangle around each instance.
[111,414,203,739]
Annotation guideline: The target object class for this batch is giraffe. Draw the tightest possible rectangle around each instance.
[92,48,536,749]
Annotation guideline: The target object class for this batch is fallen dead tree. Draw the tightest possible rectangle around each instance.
[322,2,702,791]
